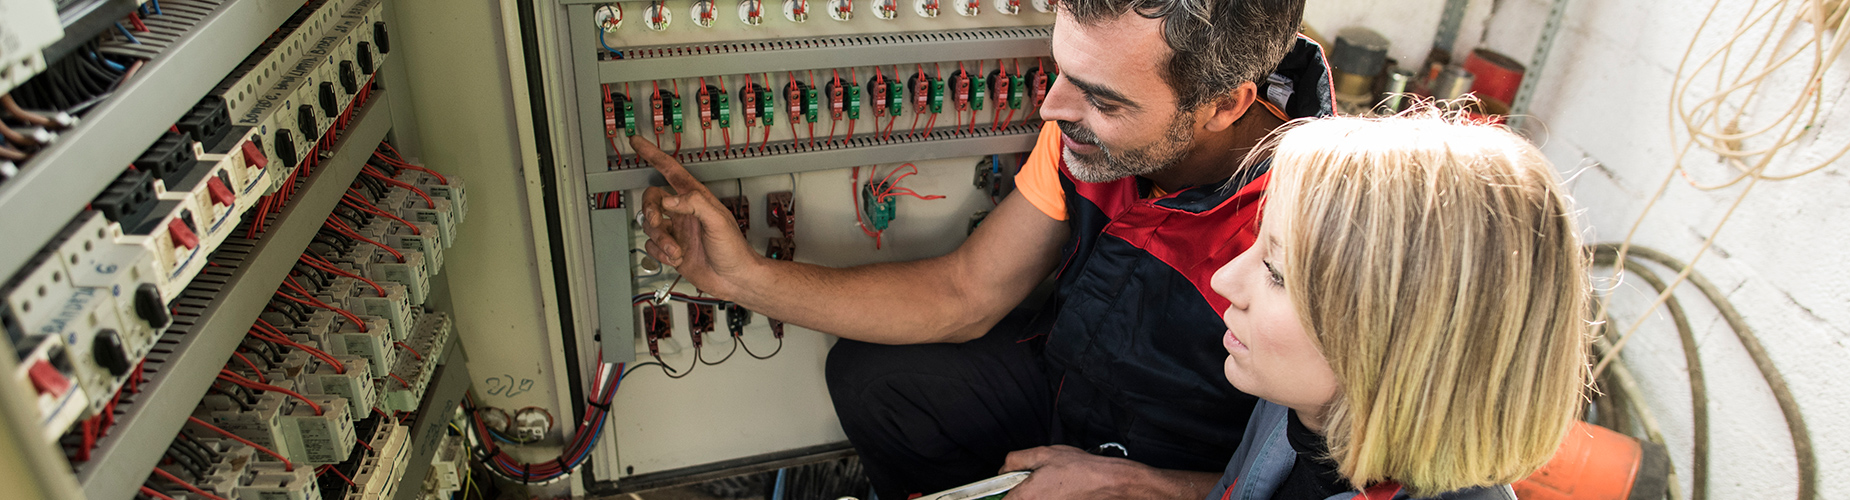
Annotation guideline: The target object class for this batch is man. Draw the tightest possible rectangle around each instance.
[631,0,1329,496]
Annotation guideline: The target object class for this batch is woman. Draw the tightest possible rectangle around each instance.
[1206,110,1590,500]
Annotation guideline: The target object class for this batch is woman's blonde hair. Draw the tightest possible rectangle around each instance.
[1257,108,1590,496]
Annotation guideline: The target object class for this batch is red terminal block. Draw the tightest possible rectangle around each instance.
[644,304,673,357]
[870,75,890,118]
[719,196,750,234]
[784,81,807,123]
[766,191,795,239]
[1028,65,1051,109]
[951,71,973,110]
[688,304,716,336]
[697,85,714,129]
[912,73,932,113]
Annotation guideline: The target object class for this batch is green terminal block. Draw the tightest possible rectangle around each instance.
[847,84,862,119]
[805,87,820,123]
[669,93,685,133]
[759,88,776,126]
[861,181,897,231]
[1008,75,1025,110]
[972,76,986,111]
[717,92,732,128]
[929,78,945,114]
[622,98,638,137]
[887,83,904,117]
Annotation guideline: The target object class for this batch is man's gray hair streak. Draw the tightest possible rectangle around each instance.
[1061,0,1304,111]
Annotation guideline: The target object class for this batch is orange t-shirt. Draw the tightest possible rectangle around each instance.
[1013,121,1179,221]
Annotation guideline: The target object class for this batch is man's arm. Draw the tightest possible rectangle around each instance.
[635,136,1068,345]
[1001,446,1221,500]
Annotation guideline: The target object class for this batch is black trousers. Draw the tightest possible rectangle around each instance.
[824,313,1055,500]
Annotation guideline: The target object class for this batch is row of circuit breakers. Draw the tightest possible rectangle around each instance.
[595,0,1056,28]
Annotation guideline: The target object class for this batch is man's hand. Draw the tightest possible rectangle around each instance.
[1001,445,1219,500]
[633,135,762,299]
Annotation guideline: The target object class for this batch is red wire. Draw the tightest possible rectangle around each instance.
[395,341,423,361]
[342,190,420,235]
[278,279,369,332]
[851,167,884,248]
[151,468,228,500]
[356,437,374,452]
[141,486,176,500]
[219,370,324,415]
[371,151,447,185]
[319,465,358,488]
[231,352,266,383]
[300,254,386,297]
[188,416,294,470]
[272,288,366,333]
[251,320,346,374]
[324,218,404,262]
[390,373,413,389]
[361,166,435,208]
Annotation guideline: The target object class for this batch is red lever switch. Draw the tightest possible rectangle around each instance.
[206,176,236,206]
[27,360,70,396]
[168,218,200,250]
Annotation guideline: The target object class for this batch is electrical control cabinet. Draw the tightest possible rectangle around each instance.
[0,0,474,498]
[534,0,1049,491]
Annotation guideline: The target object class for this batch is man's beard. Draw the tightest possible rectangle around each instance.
[1059,112,1196,184]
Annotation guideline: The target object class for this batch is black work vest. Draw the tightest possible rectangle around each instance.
[1039,36,1337,471]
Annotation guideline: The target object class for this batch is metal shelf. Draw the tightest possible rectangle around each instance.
[584,125,1040,192]
[0,0,301,279]
[74,92,394,500]
[597,27,1051,83]
[392,341,471,500]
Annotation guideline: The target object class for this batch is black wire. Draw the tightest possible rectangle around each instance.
[698,338,737,365]
[618,361,667,384]
[740,335,783,360]
[163,446,207,478]
[206,384,252,411]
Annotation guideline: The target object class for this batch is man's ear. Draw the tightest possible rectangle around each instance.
[1203,82,1259,132]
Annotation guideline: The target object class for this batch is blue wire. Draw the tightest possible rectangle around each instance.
[599,30,623,59]
[152,0,163,15]
[115,23,141,45]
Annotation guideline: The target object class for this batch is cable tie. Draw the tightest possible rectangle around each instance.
[586,399,610,411]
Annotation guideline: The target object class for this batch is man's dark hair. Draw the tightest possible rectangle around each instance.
[1060,0,1305,111]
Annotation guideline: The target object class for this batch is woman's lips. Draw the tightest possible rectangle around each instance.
[1223,329,1248,354]
[1062,133,1100,154]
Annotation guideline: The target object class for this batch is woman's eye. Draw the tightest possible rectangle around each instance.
[1263,261,1284,288]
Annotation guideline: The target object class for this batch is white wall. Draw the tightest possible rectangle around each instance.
[1308,0,1849,498]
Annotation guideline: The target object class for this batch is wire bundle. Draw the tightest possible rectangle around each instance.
[851,163,945,249]
[465,359,623,483]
